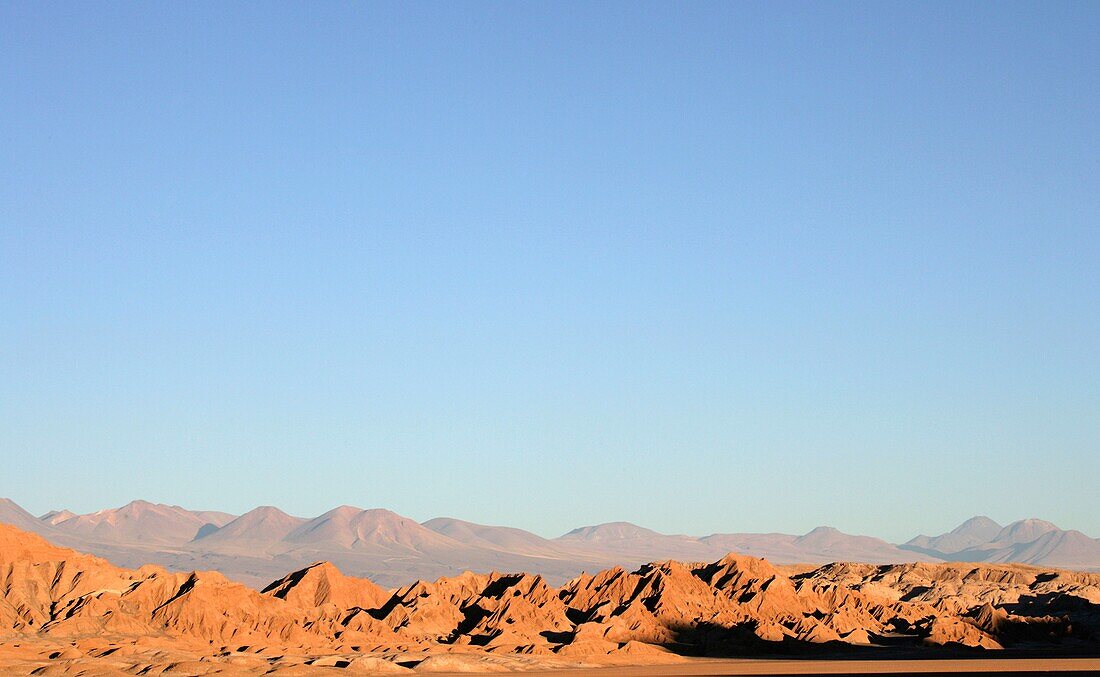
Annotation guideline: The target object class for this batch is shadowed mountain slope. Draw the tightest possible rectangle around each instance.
[39,509,77,526]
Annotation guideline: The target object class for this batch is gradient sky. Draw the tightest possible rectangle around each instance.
[2,2,1098,542]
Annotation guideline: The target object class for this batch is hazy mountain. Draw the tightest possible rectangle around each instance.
[559,521,665,543]
[703,526,940,564]
[904,516,1004,555]
[47,500,237,545]
[2,498,1097,589]
[558,523,936,567]
[990,519,1061,546]
[950,528,1100,569]
[1002,529,1100,568]
[192,509,238,527]
[422,517,572,558]
[192,506,307,551]
[0,498,52,534]
[795,526,936,562]
[282,506,461,553]
[555,521,722,561]
[902,517,1100,569]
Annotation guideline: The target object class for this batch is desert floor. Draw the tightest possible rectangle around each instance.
[505,657,1100,676]
[2,642,1098,677]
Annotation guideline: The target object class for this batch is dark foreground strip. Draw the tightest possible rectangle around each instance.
[698,673,1100,677]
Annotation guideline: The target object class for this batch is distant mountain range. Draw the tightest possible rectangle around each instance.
[1,497,1097,589]
[901,516,1100,570]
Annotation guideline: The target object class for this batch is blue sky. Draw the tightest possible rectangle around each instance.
[2,2,1097,542]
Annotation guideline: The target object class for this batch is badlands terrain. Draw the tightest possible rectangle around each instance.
[1,519,1100,675]
[3,498,1099,589]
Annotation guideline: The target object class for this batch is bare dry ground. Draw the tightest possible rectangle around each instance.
[2,642,1098,676]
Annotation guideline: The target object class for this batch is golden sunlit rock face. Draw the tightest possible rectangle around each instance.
[1,522,1099,674]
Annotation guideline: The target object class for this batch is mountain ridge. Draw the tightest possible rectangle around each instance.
[2,520,1100,673]
[2,498,1097,590]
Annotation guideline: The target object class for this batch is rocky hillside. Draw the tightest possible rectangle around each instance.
[1,522,1099,673]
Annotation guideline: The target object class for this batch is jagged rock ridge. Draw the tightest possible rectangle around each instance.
[2,520,1099,674]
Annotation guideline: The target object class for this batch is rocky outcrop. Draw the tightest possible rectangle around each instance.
[2,522,1098,666]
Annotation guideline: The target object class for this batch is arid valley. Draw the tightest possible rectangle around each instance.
[2,500,1100,675]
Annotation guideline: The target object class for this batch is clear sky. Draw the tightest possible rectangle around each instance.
[2,2,1097,542]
